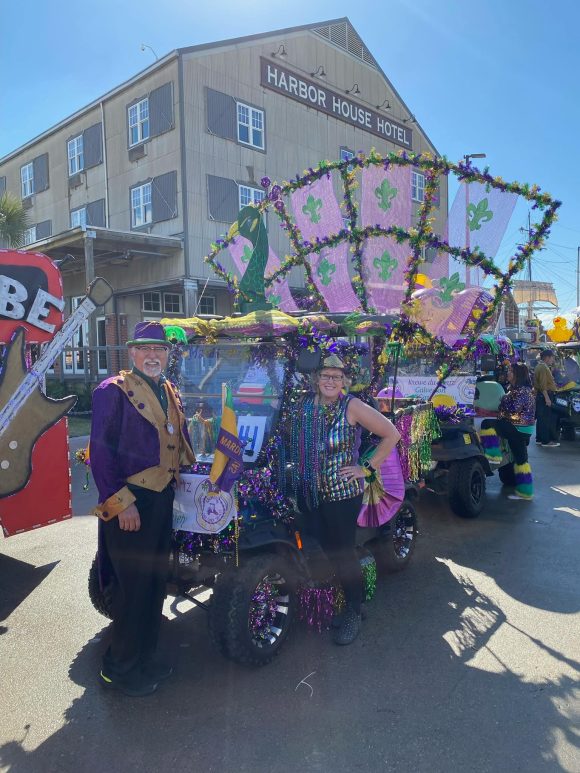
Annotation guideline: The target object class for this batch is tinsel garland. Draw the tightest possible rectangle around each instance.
[394,403,440,481]
[297,553,377,631]
[203,150,559,395]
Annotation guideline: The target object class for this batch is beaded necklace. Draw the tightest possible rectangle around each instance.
[287,393,344,509]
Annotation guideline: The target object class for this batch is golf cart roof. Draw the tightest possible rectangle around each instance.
[556,342,580,352]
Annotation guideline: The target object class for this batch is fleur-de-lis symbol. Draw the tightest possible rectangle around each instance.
[373,250,399,281]
[317,257,336,286]
[467,198,494,231]
[241,245,253,263]
[438,272,465,304]
[302,195,323,224]
[374,179,398,211]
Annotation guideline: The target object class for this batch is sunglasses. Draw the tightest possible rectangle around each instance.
[133,346,169,353]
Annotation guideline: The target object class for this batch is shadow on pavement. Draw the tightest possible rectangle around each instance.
[0,555,59,630]
[1,549,578,772]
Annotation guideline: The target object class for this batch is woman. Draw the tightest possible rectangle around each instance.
[287,354,401,645]
[480,362,535,500]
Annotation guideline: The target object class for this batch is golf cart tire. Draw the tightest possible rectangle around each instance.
[498,463,516,486]
[448,458,486,518]
[88,554,113,620]
[561,424,576,442]
[374,499,418,573]
[208,553,295,667]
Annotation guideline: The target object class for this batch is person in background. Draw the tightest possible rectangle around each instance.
[90,322,195,697]
[480,362,535,500]
[286,354,400,646]
[533,349,560,447]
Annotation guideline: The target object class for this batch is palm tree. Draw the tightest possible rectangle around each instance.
[0,192,29,248]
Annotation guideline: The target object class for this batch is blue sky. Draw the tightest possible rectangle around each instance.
[1,0,578,316]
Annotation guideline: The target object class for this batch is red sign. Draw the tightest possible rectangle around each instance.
[0,250,72,537]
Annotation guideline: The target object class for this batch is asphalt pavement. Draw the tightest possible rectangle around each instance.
[1,439,579,773]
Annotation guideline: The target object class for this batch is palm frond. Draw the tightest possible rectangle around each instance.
[0,192,30,248]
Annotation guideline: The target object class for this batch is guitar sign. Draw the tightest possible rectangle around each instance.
[0,250,113,536]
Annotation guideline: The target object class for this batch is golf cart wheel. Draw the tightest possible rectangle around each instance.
[208,554,295,666]
[88,553,113,619]
[373,499,417,573]
[448,458,486,518]
[498,463,516,486]
[561,424,576,442]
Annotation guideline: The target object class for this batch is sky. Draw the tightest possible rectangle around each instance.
[1,0,579,319]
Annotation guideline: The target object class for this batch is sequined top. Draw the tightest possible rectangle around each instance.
[318,395,362,502]
[498,385,535,426]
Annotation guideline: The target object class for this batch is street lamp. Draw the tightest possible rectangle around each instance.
[463,153,486,285]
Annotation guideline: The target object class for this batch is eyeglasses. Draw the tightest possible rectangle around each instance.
[319,374,344,383]
[134,346,169,353]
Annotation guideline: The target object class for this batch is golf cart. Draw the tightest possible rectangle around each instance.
[88,312,434,666]
[553,342,580,441]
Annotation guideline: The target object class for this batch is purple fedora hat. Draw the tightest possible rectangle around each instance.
[126,321,171,347]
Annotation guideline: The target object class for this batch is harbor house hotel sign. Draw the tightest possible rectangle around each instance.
[260,58,413,150]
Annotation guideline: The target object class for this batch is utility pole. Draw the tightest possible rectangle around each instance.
[519,212,534,321]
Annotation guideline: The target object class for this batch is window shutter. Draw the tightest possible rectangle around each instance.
[207,175,239,223]
[0,177,5,195]
[35,220,52,240]
[149,83,174,138]
[83,123,103,169]
[86,198,106,227]
[152,171,177,222]
[33,153,49,192]
[206,88,237,141]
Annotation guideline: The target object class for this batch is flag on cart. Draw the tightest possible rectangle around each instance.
[209,385,244,492]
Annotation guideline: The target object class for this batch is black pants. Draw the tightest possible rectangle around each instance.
[481,418,530,465]
[299,494,364,614]
[535,393,558,444]
[101,485,174,678]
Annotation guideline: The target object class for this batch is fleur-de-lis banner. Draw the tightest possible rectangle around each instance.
[448,182,518,284]
[291,176,361,311]
[361,164,413,311]
[227,237,298,311]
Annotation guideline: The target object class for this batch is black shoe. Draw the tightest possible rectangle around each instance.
[331,605,367,628]
[142,659,174,682]
[332,606,361,646]
[98,669,159,697]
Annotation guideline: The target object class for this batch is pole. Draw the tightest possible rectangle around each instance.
[577,246,579,309]
[465,181,470,287]
[84,232,98,381]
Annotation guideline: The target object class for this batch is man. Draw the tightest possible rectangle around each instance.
[533,349,560,447]
[90,322,195,696]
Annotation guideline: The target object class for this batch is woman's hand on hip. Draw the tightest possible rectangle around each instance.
[339,465,367,482]
[118,503,141,531]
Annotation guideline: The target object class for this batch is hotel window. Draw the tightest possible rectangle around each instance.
[128,97,150,146]
[197,295,216,316]
[68,135,84,175]
[411,171,425,203]
[23,226,36,245]
[142,291,162,313]
[131,182,152,227]
[70,207,87,229]
[238,185,265,210]
[21,163,34,198]
[163,293,183,314]
[237,103,264,149]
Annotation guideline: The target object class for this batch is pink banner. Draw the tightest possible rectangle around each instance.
[411,286,491,346]
[227,236,298,311]
[361,236,412,313]
[290,176,361,312]
[359,164,413,312]
[360,163,412,229]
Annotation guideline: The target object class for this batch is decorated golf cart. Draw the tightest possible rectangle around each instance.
[87,150,559,663]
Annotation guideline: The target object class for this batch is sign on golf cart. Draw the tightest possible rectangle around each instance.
[173,474,237,534]
[383,375,477,408]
